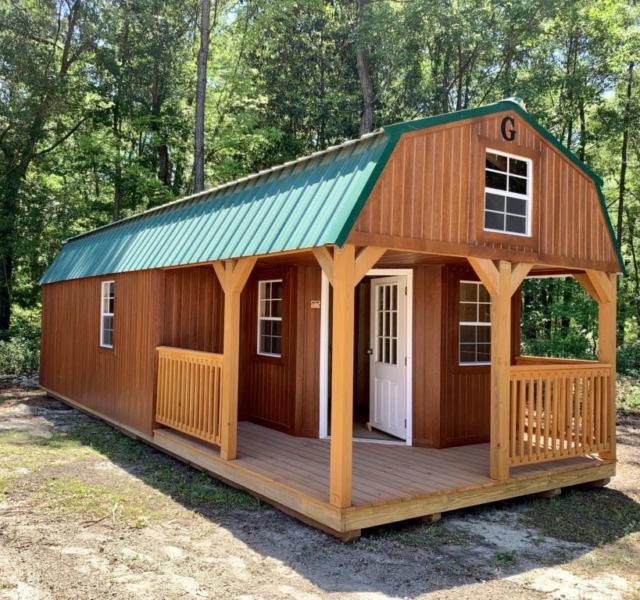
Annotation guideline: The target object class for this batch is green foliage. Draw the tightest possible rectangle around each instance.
[0,0,639,362]
[617,342,640,377]
[521,278,599,359]
[0,309,41,374]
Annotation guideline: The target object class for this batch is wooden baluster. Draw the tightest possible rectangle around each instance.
[519,375,526,463]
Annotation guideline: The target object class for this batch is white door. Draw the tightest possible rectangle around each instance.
[369,276,407,439]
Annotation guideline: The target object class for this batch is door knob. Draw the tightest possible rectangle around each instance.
[367,349,373,355]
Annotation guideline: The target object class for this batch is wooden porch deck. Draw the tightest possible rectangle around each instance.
[152,421,615,537]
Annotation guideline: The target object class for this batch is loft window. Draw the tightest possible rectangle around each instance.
[257,280,283,357]
[100,281,115,348]
[459,281,491,365]
[484,150,531,236]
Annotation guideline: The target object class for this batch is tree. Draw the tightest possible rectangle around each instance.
[0,0,96,331]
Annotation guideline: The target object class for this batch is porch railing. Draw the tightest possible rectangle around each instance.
[156,346,223,444]
[509,362,611,466]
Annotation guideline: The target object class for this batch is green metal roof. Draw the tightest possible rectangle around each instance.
[41,99,624,284]
[41,132,393,284]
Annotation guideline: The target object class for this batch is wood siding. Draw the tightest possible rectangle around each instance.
[40,270,164,436]
[163,266,224,353]
[239,267,298,435]
[412,266,444,447]
[294,266,323,437]
[350,111,620,273]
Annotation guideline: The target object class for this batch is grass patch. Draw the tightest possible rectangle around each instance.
[366,520,471,549]
[493,550,518,566]
[518,487,640,546]
[33,476,153,526]
[0,429,98,471]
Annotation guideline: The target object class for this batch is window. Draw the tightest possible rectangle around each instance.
[484,150,531,236]
[258,280,282,356]
[459,281,490,365]
[101,281,115,348]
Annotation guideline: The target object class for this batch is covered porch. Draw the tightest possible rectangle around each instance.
[152,245,618,538]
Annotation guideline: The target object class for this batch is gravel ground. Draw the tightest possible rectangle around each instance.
[0,383,639,600]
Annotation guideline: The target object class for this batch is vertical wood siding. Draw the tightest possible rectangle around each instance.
[40,270,164,436]
[295,266,322,437]
[440,266,491,447]
[351,112,619,273]
[239,267,298,435]
[163,266,224,353]
[412,266,444,447]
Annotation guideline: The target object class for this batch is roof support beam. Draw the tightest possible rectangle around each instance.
[354,246,386,284]
[585,269,614,304]
[510,262,533,296]
[212,257,257,461]
[312,247,334,286]
[468,257,499,296]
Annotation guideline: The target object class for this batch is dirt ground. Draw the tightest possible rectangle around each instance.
[1,383,639,600]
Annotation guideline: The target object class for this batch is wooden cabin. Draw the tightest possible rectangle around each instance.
[40,99,622,540]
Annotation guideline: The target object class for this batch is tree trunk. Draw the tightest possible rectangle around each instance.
[0,165,24,331]
[617,61,634,246]
[355,0,374,136]
[193,0,211,194]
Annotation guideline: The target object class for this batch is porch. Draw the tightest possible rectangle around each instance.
[153,343,616,537]
[151,421,614,536]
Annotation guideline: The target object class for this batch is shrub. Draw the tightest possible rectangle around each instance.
[617,341,640,377]
[0,310,41,375]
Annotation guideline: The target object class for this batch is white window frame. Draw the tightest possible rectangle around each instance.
[100,280,115,348]
[459,280,491,366]
[257,279,283,357]
[484,149,532,237]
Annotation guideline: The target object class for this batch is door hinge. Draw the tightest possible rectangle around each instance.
[405,286,407,295]
[404,419,407,429]
[405,356,407,366]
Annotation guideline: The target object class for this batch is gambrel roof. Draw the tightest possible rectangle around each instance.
[41,99,623,284]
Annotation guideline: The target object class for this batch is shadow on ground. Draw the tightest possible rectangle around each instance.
[2,389,640,599]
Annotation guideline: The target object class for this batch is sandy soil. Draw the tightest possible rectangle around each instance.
[0,384,638,600]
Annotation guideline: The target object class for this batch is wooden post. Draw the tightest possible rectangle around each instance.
[213,258,256,461]
[597,273,617,461]
[329,245,357,508]
[490,260,512,481]
[312,244,385,509]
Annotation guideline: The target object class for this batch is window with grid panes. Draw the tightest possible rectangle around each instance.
[100,281,115,348]
[257,280,283,356]
[484,150,531,236]
[459,281,491,365]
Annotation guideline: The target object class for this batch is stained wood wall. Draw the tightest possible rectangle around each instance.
[350,111,620,273]
[40,270,164,436]
[239,267,296,434]
[163,266,224,353]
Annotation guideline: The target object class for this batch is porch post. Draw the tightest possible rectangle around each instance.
[313,243,386,508]
[213,258,256,461]
[329,244,357,508]
[575,271,617,461]
[490,260,512,481]
[597,273,617,461]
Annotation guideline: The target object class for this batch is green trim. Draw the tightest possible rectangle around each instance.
[595,182,627,276]
[335,133,402,247]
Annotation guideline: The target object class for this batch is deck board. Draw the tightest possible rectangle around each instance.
[234,423,604,505]
[151,421,614,535]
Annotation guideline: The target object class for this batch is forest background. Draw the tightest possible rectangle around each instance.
[0,0,639,375]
